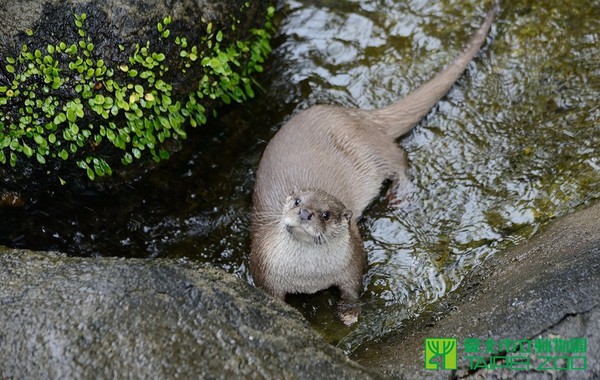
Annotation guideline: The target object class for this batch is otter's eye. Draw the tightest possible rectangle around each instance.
[294,197,301,206]
[322,211,331,220]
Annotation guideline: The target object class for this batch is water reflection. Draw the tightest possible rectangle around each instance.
[271,0,599,351]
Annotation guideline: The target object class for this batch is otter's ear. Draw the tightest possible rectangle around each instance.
[343,209,352,221]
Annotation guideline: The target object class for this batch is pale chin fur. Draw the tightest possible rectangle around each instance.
[267,220,355,296]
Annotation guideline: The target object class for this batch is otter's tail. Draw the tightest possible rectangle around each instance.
[370,1,500,139]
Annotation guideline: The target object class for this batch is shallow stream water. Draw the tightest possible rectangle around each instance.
[1,0,599,353]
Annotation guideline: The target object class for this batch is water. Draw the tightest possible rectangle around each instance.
[1,0,599,354]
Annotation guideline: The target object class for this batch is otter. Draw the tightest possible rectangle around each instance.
[250,3,500,325]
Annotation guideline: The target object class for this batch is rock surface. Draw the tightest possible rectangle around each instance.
[0,249,381,379]
[354,200,600,379]
[0,0,268,75]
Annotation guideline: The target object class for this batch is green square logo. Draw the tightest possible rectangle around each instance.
[425,338,457,370]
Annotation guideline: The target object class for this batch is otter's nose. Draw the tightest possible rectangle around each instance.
[298,208,313,221]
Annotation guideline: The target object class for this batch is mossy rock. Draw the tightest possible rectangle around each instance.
[0,0,275,190]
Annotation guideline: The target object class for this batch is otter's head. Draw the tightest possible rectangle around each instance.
[281,189,352,245]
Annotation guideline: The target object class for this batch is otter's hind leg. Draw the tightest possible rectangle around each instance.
[382,146,415,208]
[338,295,361,326]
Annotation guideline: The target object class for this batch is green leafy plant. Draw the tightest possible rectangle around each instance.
[0,5,275,180]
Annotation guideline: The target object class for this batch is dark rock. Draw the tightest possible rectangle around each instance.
[0,249,382,379]
[354,200,600,379]
[0,0,270,88]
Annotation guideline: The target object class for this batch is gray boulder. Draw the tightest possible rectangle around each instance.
[0,249,381,379]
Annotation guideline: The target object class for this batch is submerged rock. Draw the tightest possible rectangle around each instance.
[0,248,381,379]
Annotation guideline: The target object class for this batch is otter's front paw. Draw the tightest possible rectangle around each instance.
[338,302,361,326]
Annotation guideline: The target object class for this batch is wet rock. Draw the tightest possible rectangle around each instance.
[0,248,382,379]
[354,200,600,379]
[0,0,269,82]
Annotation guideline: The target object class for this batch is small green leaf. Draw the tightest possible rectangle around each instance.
[94,94,105,105]
[70,123,79,134]
[245,84,255,98]
[36,153,46,164]
[33,134,46,146]
[67,108,77,123]
[52,77,62,89]
[212,57,222,69]
[158,116,170,129]
[9,138,20,151]
[122,152,133,165]
[23,143,34,157]
[132,147,141,159]
[54,113,67,125]
[86,166,95,180]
